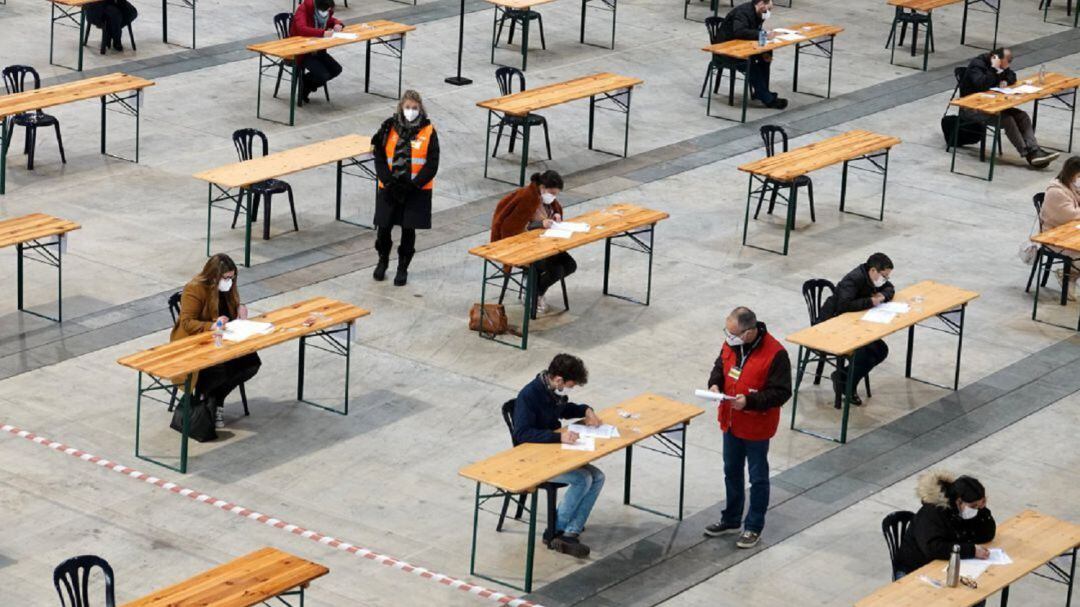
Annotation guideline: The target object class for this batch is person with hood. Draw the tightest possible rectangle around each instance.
[371,90,440,286]
[1038,156,1080,299]
[84,0,138,54]
[703,307,791,549]
[716,0,788,110]
[290,0,344,106]
[959,48,1058,168]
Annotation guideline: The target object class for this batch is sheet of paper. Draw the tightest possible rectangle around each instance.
[332,32,359,40]
[542,229,574,239]
[551,221,590,233]
[562,436,595,451]
[223,320,274,342]
[861,309,896,324]
[772,27,797,34]
[943,559,993,579]
[776,33,806,41]
[695,389,735,401]
[985,548,1012,565]
[568,424,620,440]
[877,302,910,314]
[991,84,1042,95]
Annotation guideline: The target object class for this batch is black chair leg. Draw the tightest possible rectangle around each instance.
[53,121,66,164]
[767,183,780,216]
[508,18,518,45]
[27,126,37,170]
[1025,251,1040,292]
[545,486,558,539]
[560,277,569,311]
[167,386,178,412]
[753,182,768,219]
[513,493,526,520]
[496,494,512,532]
[128,23,136,51]
[537,15,546,49]
[262,194,273,240]
[493,119,507,157]
[238,382,250,416]
[806,179,816,223]
[274,64,285,98]
[1061,263,1072,306]
[498,272,512,305]
[699,64,713,98]
[813,357,826,385]
[508,125,519,154]
[542,120,552,160]
[285,185,299,232]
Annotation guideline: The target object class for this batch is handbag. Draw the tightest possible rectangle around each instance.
[170,394,218,443]
[469,303,509,335]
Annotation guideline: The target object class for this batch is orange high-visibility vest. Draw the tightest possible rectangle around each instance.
[379,124,435,191]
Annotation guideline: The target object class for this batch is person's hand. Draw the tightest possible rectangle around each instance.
[732,395,747,410]
[333,23,344,32]
[766,30,777,40]
[542,219,554,229]
[323,30,333,38]
[583,408,602,427]
[238,305,249,320]
[553,214,562,222]
[561,430,581,444]
[974,546,991,560]
[872,293,886,306]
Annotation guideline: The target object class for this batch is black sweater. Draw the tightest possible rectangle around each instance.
[959,53,1017,97]
[719,1,764,42]
[821,264,896,320]
[897,504,997,573]
[512,373,591,444]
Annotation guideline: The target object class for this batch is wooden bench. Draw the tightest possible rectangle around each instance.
[117,297,370,473]
[248,20,415,126]
[193,134,374,268]
[736,129,901,256]
[485,0,617,71]
[460,393,704,592]
[468,203,668,350]
[477,72,643,186]
[886,0,1000,71]
[1030,218,1080,330]
[702,22,843,122]
[786,280,978,443]
[0,72,154,195]
[121,547,329,607]
[0,213,80,322]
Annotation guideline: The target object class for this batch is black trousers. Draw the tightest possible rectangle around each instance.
[848,339,888,386]
[302,51,342,92]
[196,353,261,407]
[535,252,576,296]
[376,226,416,258]
[727,56,775,104]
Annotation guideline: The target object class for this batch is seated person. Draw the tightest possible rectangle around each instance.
[513,353,603,558]
[491,170,577,314]
[171,254,261,430]
[84,0,138,54]
[821,253,895,408]
[716,0,787,110]
[959,49,1058,168]
[1039,156,1080,298]
[291,0,344,106]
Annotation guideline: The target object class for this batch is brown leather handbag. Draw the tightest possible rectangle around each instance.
[469,303,509,334]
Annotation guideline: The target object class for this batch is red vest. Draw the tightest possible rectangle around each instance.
[717,332,786,441]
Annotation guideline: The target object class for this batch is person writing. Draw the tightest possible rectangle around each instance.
[84,0,138,54]
[290,0,344,106]
[716,0,787,110]
[512,353,603,558]
[1038,156,1080,299]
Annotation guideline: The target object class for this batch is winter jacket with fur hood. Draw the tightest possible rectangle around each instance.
[896,471,996,574]
[1039,178,1080,256]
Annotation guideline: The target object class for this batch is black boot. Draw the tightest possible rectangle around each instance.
[394,252,413,287]
[373,255,389,281]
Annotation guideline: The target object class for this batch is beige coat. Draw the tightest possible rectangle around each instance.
[1040,179,1080,255]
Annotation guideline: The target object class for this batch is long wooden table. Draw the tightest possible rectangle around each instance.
[117,297,369,473]
[193,134,375,268]
[949,71,1079,181]
[886,0,1001,71]
[249,20,415,126]
[460,393,704,592]
[477,72,643,186]
[857,510,1080,607]
[1031,218,1080,330]
[787,280,978,443]
[486,0,617,72]
[121,547,330,607]
[0,213,80,323]
[737,129,901,256]
[469,202,668,350]
[702,22,843,123]
[0,72,154,195]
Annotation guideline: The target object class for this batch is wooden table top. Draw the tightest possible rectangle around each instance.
[459,393,704,494]
[117,297,369,379]
[0,213,80,249]
[0,73,154,119]
[737,129,901,182]
[787,280,978,356]
[477,72,643,117]
[1032,219,1080,250]
[120,547,329,607]
[856,510,1080,607]
[469,203,668,267]
[887,0,962,10]
[248,20,415,60]
[485,0,557,8]
[703,23,844,60]
[950,72,1080,114]
[193,134,372,189]
[49,0,104,7]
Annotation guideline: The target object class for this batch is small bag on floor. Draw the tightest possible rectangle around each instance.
[469,303,509,335]
[169,395,218,443]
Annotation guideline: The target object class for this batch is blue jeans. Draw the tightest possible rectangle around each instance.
[551,464,605,535]
[721,432,770,534]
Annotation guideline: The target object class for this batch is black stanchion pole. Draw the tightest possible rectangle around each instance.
[445,0,472,85]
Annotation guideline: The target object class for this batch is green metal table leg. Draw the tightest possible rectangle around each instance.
[16,242,23,312]
[50,2,57,66]
[953,304,965,390]
[879,149,889,221]
[889,9,899,66]
[518,122,530,187]
[179,375,191,473]
[205,183,213,257]
[343,324,352,415]
[623,443,633,505]
[987,113,1000,181]
[741,174,753,246]
[921,12,931,71]
[78,11,85,72]
[243,189,253,267]
[781,182,796,256]
[483,110,493,179]
[789,345,807,429]
[1,115,7,195]
[839,356,854,444]
[469,482,481,575]
[949,111,961,173]
[523,490,538,592]
[289,61,298,126]
[256,54,264,120]
[519,264,535,350]
[335,160,343,220]
[623,88,632,157]
[57,238,63,322]
[162,0,168,42]
[677,426,686,520]
[839,160,849,212]
[741,58,750,123]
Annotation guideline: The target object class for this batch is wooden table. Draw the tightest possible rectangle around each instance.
[702,22,843,123]
[249,20,415,126]
[486,0,617,72]
[1031,218,1080,330]
[949,71,1079,181]
[857,510,1080,607]
[121,547,329,607]
[0,214,80,322]
[48,0,102,72]
[193,134,375,268]
[460,393,704,592]
[477,72,643,186]
[0,72,154,195]
[469,203,668,350]
[736,129,901,256]
[786,280,978,443]
[117,297,369,473]
[886,0,1001,72]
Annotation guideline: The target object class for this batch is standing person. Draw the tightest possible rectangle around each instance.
[717,0,787,110]
[372,90,440,286]
[703,307,791,549]
[84,0,138,54]
[512,354,604,557]
[490,170,577,314]
[171,254,262,430]
[821,253,895,409]
[291,0,344,106]
[1038,156,1080,298]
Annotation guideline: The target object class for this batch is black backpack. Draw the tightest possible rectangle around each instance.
[941,115,985,147]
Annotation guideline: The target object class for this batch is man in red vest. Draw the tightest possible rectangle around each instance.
[703,306,791,549]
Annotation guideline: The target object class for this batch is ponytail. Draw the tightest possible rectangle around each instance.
[529,170,564,190]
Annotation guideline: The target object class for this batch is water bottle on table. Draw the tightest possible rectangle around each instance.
[946,544,961,587]
[758,28,767,47]
[213,319,225,348]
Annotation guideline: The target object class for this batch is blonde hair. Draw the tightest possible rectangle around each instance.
[396,90,425,118]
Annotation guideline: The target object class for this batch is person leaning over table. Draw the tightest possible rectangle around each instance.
[84,0,138,55]
[715,0,788,110]
[703,307,791,550]
[171,253,261,430]
[959,48,1058,168]
[1038,155,1080,300]
[490,170,577,314]
[291,0,344,106]
[512,353,604,558]
[371,90,440,287]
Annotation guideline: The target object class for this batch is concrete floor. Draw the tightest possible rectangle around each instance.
[1,0,1078,604]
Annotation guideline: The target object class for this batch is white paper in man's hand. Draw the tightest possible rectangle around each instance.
[332,32,359,40]
[695,389,735,401]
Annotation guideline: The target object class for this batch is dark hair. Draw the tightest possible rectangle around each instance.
[530,170,564,190]
[752,0,770,4]
[547,353,588,385]
[866,252,894,272]
[1058,155,1080,185]
[990,47,1010,59]
[314,0,334,11]
[944,476,986,505]
[729,306,757,332]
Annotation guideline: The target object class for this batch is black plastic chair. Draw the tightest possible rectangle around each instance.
[166,291,250,415]
[496,7,546,53]
[1026,192,1076,305]
[230,129,299,241]
[81,9,137,55]
[754,126,815,225]
[273,13,332,104]
[1039,0,1073,16]
[496,399,566,543]
[699,15,739,105]
[54,555,116,607]
[885,7,934,56]
[944,67,1002,162]
[493,67,552,160]
[800,278,873,396]
[2,65,67,171]
[881,510,915,580]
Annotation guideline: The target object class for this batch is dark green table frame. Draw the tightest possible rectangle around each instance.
[49,1,88,72]
[13,235,66,323]
[888,0,1000,72]
[490,0,617,71]
[1031,248,1080,332]
[163,0,197,49]
[1042,0,1080,27]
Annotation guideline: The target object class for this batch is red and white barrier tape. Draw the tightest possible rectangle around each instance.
[1,422,539,607]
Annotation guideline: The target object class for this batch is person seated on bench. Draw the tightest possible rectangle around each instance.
[171,253,261,430]
[960,48,1059,168]
[490,170,577,314]
[291,0,344,106]
[1040,156,1080,299]
[718,0,788,110]
[512,353,603,558]
[84,0,138,54]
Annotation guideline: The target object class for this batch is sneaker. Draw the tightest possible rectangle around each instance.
[1027,148,1059,167]
[549,536,590,558]
[535,295,548,314]
[829,371,862,408]
[736,530,761,549]
[214,407,225,429]
[704,521,741,537]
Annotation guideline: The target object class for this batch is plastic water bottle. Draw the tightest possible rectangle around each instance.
[213,319,224,348]
[758,28,767,47]
[946,544,961,588]
[1038,64,1046,85]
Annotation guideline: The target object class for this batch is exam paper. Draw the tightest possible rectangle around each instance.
[773,28,797,34]
[985,548,1012,565]
[332,32,359,40]
[542,229,574,239]
[991,84,1041,95]
[695,389,735,401]
[551,221,590,233]
[776,33,806,41]
[941,549,1012,579]
[223,320,274,342]
[861,308,896,324]
[562,436,596,451]
[877,302,910,314]
[568,424,620,439]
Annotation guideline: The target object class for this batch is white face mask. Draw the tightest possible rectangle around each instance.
[402,108,420,122]
[1073,177,1080,191]
[218,278,233,293]
[541,192,557,205]
[873,274,888,288]
[761,9,771,20]
[959,505,979,520]
[725,331,745,347]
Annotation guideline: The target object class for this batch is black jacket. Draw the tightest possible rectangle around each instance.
[512,373,591,444]
[707,322,792,412]
[719,1,764,42]
[372,116,439,230]
[821,263,896,320]
[896,472,997,573]
[959,53,1017,98]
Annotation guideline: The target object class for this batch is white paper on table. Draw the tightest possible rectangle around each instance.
[568,424,620,439]
[985,548,1013,565]
[861,309,896,324]
[332,32,359,40]
[943,559,993,579]
[562,436,596,451]
[877,302,911,314]
[776,33,806,41]
[541,229,574,239]
[695,389,735,401]
[223,320,274,342]
[773,27,797,34]
[991,84,1041,95]
[551,221,590,233]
